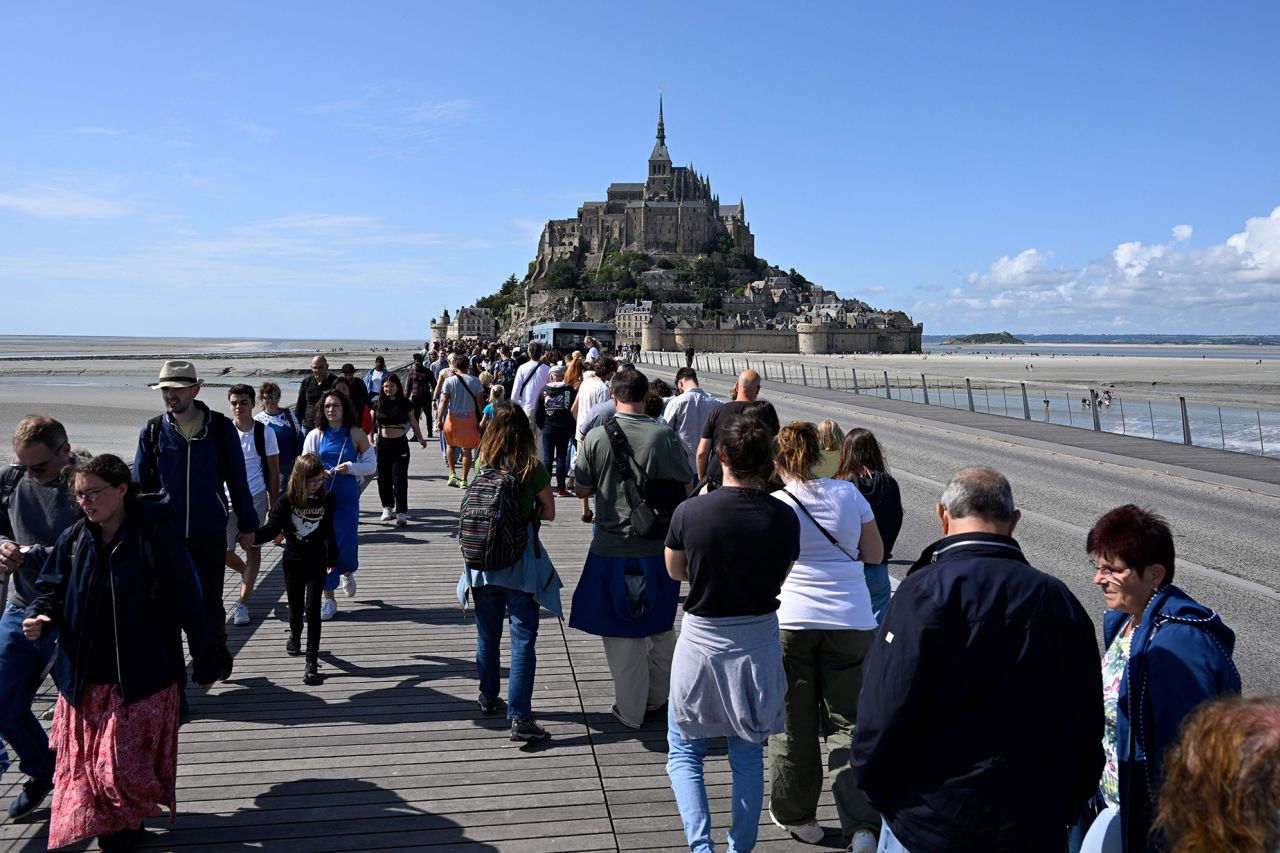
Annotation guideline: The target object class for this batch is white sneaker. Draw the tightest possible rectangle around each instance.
[395,513,408,527]
[769,810,824,845]
[231,602,250,626]
[380,507,394,522]
[339,572,357,598]
[848,829,877,853]
[320,598,337,621]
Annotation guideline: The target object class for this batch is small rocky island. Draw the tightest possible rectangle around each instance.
[942,331,1026,345]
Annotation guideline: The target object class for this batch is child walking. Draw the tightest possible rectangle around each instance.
[254,453,338,685]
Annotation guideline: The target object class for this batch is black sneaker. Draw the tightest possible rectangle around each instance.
[510,717,550,743]
[478,694,503,716]
[7,776,54,821]
[98,824,147,852]
[285,636,301,656]
[303,661,322,686]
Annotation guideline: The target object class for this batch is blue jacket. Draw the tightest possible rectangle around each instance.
[26,496,218,705]
[133,401,258,538]
[851,532,1104,853]
[1104,585,1240,853]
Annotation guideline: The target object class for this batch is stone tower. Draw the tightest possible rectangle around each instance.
[646,96,673,200]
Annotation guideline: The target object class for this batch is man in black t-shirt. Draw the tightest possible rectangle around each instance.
[695,370,779,484]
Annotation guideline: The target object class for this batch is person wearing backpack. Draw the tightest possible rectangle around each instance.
[223,385,279,628]
[570,369,693,730]
[456,403,561,744]
[256,381,305,492]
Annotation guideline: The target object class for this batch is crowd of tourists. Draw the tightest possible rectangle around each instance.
[0,341,1273,853]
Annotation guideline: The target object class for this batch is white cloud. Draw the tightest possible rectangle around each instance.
[0,187,132,219]
[921,206,1280,333]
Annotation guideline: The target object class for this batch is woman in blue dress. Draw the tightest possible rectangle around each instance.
[302,390,376,621]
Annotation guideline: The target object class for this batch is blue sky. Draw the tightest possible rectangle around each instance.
[1,1,1278,337]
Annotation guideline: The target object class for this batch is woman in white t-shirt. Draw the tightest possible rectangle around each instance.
[767,421,885,853]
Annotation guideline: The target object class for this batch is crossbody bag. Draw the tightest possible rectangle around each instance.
[784,486,860,563]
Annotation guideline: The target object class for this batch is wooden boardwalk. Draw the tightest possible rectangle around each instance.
[0,445,845,852]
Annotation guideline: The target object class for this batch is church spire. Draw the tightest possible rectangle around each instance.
[656,94,665,145]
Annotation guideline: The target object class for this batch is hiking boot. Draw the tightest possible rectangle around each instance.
[769,811,824,844]
[285,635,301,656]
[339,572,357,598]
[231,601,250,626]
[478,694,503,716]
[510,717,549,743]
[380,507,394,522]
[320,598,337,621]
[7,776,53,821]
[303,661,322,686]
[395,513,408,527]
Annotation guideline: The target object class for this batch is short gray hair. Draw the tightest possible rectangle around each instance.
[939,467,1014,522]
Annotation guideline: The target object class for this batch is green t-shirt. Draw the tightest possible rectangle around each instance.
[573,413,693,557]
[520,460,551,523]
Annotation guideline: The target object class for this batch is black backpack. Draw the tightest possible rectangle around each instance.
[602,418,687,540]
[458,469,535,570]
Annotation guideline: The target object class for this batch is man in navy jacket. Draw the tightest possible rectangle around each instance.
[134,360,258,683]
[851,467,1103,853]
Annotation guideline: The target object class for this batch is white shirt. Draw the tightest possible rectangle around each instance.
[234,421,279,497]
[587,346,600,361]
[513,361,550,413]
[575,374,610,438]
[772,478,877,631]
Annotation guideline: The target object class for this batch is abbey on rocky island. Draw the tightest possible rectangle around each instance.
[530,98,754,279]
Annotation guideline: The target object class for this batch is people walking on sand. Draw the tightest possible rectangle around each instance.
[224,385,279,628]
[851,467,1103,853]
[767,422,885,852]
[371,373,426,527]
[535,363,576,497]
[438,353,485,488]
[23,454,217,852]
[664,414,799,853]
[134,360,255,687]
[302,390,375,620]
[256,381,305,492]
[834,427,903,626]
[457,403,562,743]
[253,454,338,687]
[1071,504,1241,853]
[0,416,81,822]
[570,369,693,730]
[294,355,335,428]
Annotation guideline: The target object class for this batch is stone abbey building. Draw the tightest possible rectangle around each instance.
[530,99,754,278]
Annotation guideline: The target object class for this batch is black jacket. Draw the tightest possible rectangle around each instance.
[295,373,336,428]
[254,492,339,569]
[851,532,1103,853]
[855,471,903,559]
[26,496,217,705]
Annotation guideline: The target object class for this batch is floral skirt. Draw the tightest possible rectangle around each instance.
[48,683,179,849]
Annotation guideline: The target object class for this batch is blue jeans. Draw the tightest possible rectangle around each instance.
[666,705,764,853]
[0,602,57,781]
[877,818,910,853]
[472,585,540,721]
[541,430,572,491]
[863,563,891,626]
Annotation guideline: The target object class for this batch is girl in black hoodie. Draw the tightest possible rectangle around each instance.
[835,428,903,625]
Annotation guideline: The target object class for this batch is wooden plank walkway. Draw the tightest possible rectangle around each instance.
[0,443,846,852]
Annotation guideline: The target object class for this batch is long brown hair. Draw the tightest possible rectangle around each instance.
[1154,695,1280,852]
[477,403,538,483]
[564,355,585,389]
[835,427,889,480]
[286,453,327,507]
[774,421,821,482]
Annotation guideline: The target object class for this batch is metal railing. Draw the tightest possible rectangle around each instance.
[632,350,1279,459]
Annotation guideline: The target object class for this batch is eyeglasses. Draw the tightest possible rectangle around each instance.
[74,485,113,503]
[261,393,280,400]
[1089,559,1132,578]
[22,451,60,476]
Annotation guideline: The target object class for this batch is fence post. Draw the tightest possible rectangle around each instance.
[1259,411,1266,456]
[921,374,930,405]
[965,378,975,412]
[824,366,831,389]
[983,385,991,413]
[762,361,769,381]
[1118,396,1126,435]
[853,371,860,394]
[1001,386,1008,416]
[883,371,892,400]
[1090,389,1102,431]
[1067,396,1074,426]
[1020,383,1030,420]
[801,365,808,386]
[1218,408,1225,448]
[1179,397,1192,445]
[1149,401,1155,438]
